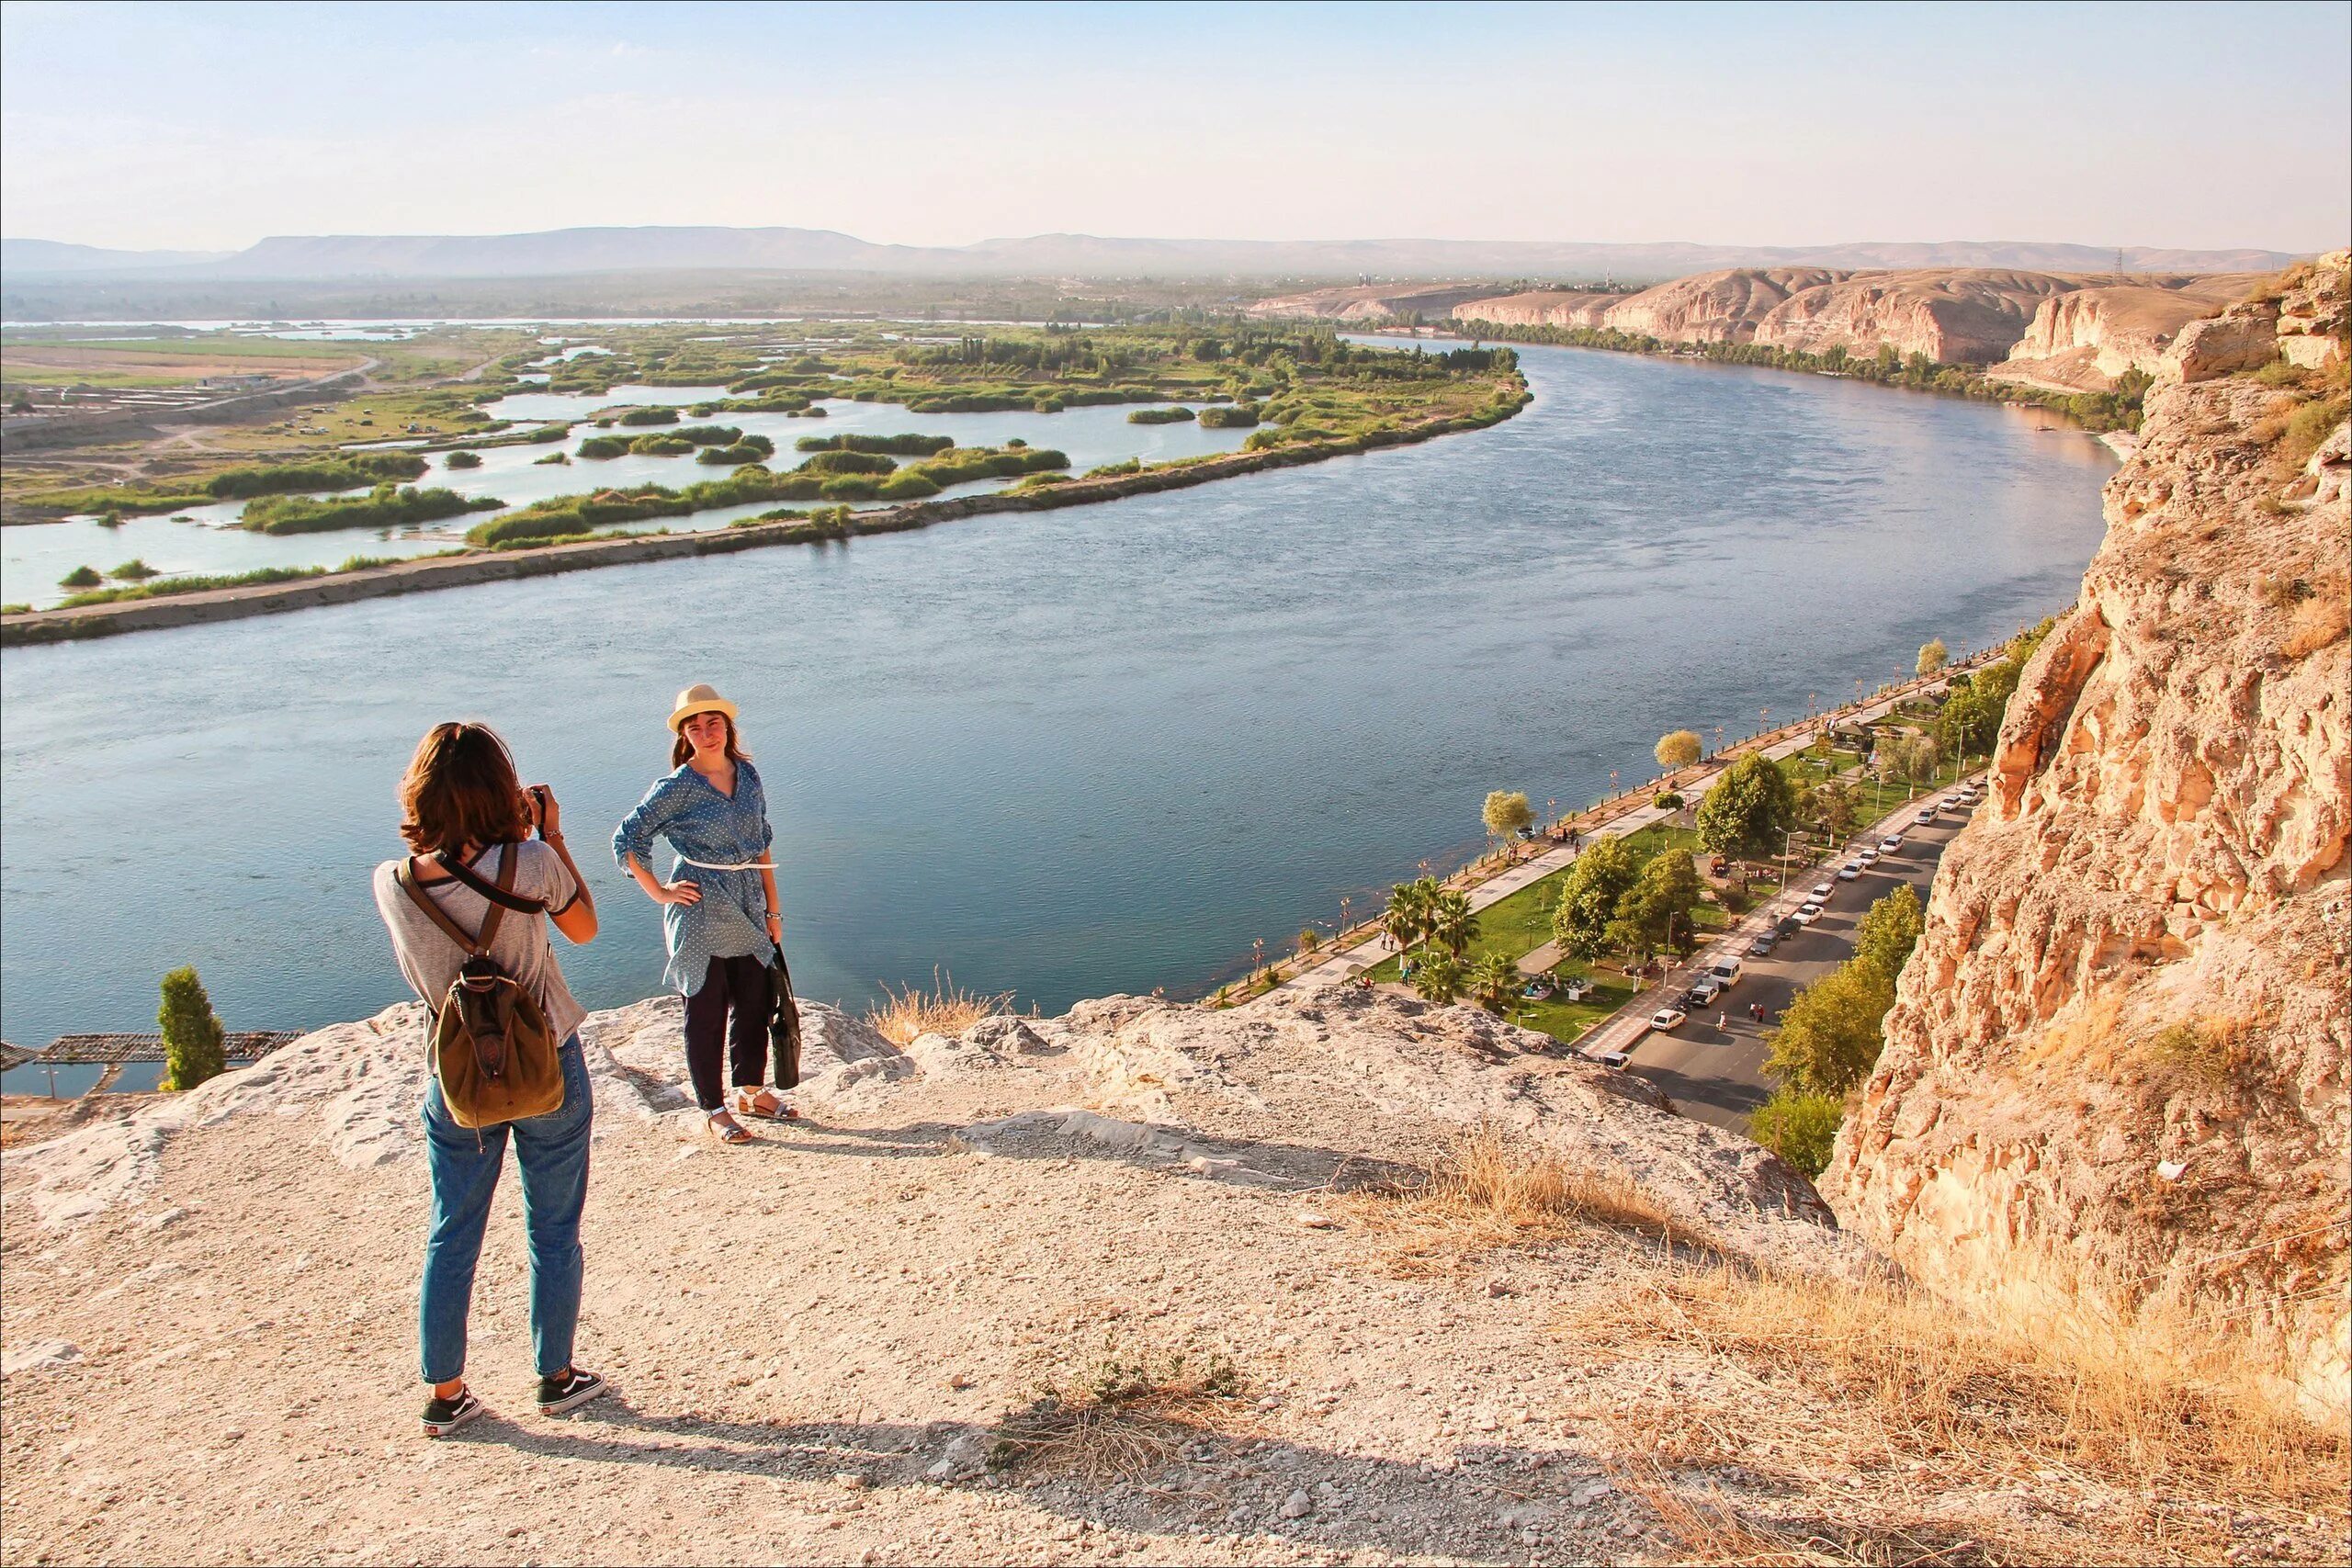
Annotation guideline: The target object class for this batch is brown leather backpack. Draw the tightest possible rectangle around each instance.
[395,848,566,1130]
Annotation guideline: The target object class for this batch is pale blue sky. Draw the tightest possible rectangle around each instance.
[3,0,2345,253]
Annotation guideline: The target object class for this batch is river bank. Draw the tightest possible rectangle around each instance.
[0,400,1526,645]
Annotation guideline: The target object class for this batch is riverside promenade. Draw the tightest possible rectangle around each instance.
[1278,660,1984,999]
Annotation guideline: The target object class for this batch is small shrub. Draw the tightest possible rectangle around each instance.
[160,965,227,1090]
[2143,1020,2241,1088]
[989,1334,1247,1482]
[107,558,160,581]
[616,406,680,427]
[865,968,1011,1044]
[1127,406,1196,424]
[2278,394,2348,468]
[58,565,101,589]
[443,449,483,469]
[2283,581,2350,657]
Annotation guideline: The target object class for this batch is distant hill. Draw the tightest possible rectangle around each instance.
[2,239,236,274]
[0,227,2305,282]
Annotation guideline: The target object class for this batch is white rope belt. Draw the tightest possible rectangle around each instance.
[672,854,776,872]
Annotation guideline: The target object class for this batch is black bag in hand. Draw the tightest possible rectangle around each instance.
[768,941,803,1089]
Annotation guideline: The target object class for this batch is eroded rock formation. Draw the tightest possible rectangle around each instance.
[1989,276,2259,391]
[1823,254,2352,1406]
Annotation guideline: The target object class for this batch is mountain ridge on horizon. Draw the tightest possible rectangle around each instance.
[0,227,2306,283]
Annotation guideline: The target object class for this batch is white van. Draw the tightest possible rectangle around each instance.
[1707,955,1743,988]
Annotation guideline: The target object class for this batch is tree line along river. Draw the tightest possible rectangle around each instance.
[0,334,2115,1090]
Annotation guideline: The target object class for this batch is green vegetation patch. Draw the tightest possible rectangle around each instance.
[242,483,503,536]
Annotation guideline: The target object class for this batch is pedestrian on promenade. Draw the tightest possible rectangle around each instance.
[615,683,793,1145]
[374,721,607,1437]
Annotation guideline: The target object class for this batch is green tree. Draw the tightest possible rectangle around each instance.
[1694,753,1798,861]
[159,965,227,1091]
[1852,883,1925,979]
[1917,638,1949,676]
[1481,789,1533,849]
[1296,927,1321,958]
[1409,950,1464,1005]
[1427,888,1479,960]
[1614,849,1704,956]
[1763,962,1894,1095]
[1936,683,2001,763]
[1876,733,1939,785]
[1467,953,1520,1016]
[1654,729,1702,769]
[1806,778,1859,840]
[1552,836,1643,959]
[1749,1088,1845,1177]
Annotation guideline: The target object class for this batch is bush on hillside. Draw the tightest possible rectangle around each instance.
[160,965,227,1091]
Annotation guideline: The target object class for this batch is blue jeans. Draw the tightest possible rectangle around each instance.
[418,1036,592,1384]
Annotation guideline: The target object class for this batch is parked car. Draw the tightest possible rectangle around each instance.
[1707,956,1743,988]
[1648,1007,1688,1032]
[1916,807,1939,824]
[1748,931,1779,956]
[1683,976,1722,1008]
[1589,1049,1632,1068]
[1857,847,1881,865]
[1793,903,1825,925]
[1775,916,1803,937]
[1838,861,1863,880]
[1810,880,1835,899]
[1880,834,1905,852]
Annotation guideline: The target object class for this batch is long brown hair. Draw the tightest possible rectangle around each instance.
[672,713,751,769]
[399,721,530,855]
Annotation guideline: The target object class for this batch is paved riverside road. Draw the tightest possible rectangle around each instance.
[1619,803,1972,1134]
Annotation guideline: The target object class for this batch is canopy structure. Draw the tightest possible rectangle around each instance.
[36,1032,298,1065]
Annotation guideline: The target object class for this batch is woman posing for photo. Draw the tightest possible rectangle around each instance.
[614,682,794,1145]
[373,721,607,1437]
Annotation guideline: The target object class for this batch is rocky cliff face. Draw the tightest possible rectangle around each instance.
[1989,276,2262,391]
[1451,288,1621,329]
[1748,268,2075,364]
[1241,282,1491,322]
[1823,255,2352,1406]
[1592,266,1849,344]
[1437,265,2276,389]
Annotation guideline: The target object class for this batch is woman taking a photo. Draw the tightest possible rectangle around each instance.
[614,682,792,1145]
[373,721,607,1437]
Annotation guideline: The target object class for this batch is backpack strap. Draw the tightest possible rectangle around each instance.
[396,857,490,957]
[431,844,547,917]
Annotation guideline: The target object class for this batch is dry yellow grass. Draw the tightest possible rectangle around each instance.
[1556,1254,2350,1558]
[989,1336,1248,1483]
[1339,1122,1705,1275]
[2283,585,2350,659]
[865,967,1012,1045]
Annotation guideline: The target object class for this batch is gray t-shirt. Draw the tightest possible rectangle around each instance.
[373,840,588,1044]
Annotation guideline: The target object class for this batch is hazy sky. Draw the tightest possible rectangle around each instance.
[4,0,2346,254]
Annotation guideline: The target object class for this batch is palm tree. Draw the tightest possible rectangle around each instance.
[1409,950,1464,1005]
[1467,953,1519,1016]
[1382,880,1430,953]
[1428,888,1479,960]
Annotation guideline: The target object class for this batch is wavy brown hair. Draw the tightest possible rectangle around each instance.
[672,713,750,769]
[398,721,530,856]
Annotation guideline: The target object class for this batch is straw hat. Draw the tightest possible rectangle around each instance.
[667,682,740,733]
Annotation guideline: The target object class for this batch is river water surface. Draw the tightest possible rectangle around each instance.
[0,340,2113,1084]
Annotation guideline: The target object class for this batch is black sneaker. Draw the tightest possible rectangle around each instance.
[421,1387,483,1437]
[537,1366,607,1416]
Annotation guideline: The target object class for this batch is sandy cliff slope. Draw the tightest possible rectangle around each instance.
[1989,275,2267,391]
[1824,255,2352,1408]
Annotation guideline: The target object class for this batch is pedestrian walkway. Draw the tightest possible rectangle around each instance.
[1283,678,1956,998]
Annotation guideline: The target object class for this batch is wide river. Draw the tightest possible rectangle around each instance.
[0,338,2114,1087]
